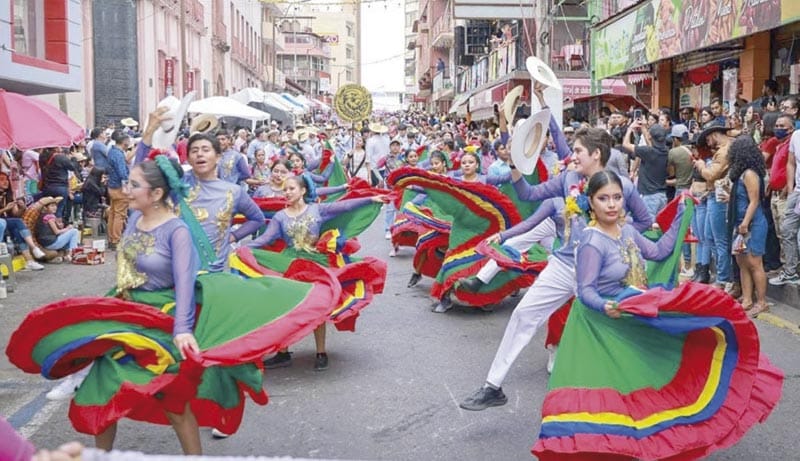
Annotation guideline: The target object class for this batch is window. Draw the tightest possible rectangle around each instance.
[14,0,45,59]
[346,46,353,60]
[346,70,353,82]
[346,22,354,37]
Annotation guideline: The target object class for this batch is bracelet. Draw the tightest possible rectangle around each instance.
[509,164,517,170]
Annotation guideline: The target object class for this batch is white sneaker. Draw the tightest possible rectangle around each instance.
[46,373,87,400]
[389,247,397,257]
[384,231,391,240]
[32,247,46,259]
[26,260,44,271]
[211,428,231,439]
[680,267,694,278]
[546,345,557,374]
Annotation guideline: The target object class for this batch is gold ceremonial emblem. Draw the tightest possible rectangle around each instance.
[334,84,373,122]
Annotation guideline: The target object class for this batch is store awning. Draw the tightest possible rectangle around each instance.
[561,78,628,102]
[571,94,647,112]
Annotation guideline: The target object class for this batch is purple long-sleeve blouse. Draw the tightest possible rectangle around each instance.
[0,417,35,461]
[247,197,374,250]
[500,197,565,243]
[512,170,653,267]
[118,213,200,335]
[575,206,684,312]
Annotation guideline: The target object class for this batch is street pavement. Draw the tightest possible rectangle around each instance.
[2,218,800,460]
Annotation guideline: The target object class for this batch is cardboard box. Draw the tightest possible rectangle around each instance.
[71,247,106,265]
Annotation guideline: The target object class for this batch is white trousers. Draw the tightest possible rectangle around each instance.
[476,218,557,283]
[486,255,575,387]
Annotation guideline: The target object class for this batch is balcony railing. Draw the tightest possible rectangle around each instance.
[596,0,641,24]
[431,11,453,48]
[456,40,525,94]
[432,70,453,93]
[284,68,321,80]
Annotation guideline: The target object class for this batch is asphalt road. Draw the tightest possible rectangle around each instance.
[2,218,800,460]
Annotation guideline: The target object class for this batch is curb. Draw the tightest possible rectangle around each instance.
[757,312,800,336]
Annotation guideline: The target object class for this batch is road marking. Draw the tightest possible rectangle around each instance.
[442,382,464,417]
[18,398,65,439]
[757,313,800,336]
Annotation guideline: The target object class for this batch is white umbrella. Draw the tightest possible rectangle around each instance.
[266,92,304,116]
[187,96,270,121]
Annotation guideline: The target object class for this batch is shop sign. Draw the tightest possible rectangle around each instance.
[592,0,800,80]
[165,59,174,96]
[185,70,194,92]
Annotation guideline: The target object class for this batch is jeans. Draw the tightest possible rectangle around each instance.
[706,194,731,283]
[4,217,32,250]
[780,190,800,275]
[44,228,80,251]
[384,204,396,232]
[641,192,667,221]
[676,188,691,264]
[693,199,711,265]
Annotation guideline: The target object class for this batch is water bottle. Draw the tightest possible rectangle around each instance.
[0,278,7,299]
[5,237,13,255]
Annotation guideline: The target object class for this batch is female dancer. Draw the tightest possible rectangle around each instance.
[728,136,769,316]
[533,170,782,460]
[252,158,291,198]
[95,158,203,453]
[8,156,340,447]
[246,175,387,371]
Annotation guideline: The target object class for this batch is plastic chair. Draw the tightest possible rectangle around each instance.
[551,53,566,70]
[0,252,16,292]
[569,54,583,70]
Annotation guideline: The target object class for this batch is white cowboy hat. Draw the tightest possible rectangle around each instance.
[152,91,196,150]
[368,122,389,134]
[120,117,139,127]
[292,128,310,143]
[525,56,562,91]
[511,108,550,175]
[502,85,525,126]
[189,113,219,135]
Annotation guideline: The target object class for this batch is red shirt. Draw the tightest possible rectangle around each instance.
[761,136,781,169]
[769,138,790,191]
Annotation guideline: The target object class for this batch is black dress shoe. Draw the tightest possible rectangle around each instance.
[407,273,422,287]
[314,353,329,371]
[263,351,292,369]
[459,386,508,411]
[459,276,484,293]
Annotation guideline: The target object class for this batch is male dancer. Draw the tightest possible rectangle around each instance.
[459,127,653,410]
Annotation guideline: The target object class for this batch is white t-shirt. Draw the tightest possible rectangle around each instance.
[790,130,800,190]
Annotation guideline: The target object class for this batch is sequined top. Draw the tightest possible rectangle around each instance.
[117,212,200,335]
[513,170,653,268]
[134,143,264,270]
[575,209,683,313]
[182,172,264,271]
[217,148,251,185]
[247,197,375,251]
[500,197,566,244]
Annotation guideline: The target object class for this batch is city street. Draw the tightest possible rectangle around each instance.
[3,219,800,460]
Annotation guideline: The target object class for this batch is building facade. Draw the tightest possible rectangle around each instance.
[3,0,86,124]
[404,0,419,105]
[294,1,360,98]
[276,16,332,100]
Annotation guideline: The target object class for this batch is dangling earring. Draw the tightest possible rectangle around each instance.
[588,210,597,227]
[152,201,160,210]
[617,210,627,226]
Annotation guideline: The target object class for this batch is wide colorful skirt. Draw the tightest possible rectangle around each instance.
[387,167,549,308]
[5,267,339,436]
[532,282,784,460]
[231,245,387,332]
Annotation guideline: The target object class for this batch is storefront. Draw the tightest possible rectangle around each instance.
[467,76,530,122]
[592,0,800,111]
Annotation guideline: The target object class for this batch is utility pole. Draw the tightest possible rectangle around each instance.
[272,16,276,90]
[180,0,188,95]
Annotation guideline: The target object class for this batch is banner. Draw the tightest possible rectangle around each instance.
[722,67,738,115]
[592,0,797,80]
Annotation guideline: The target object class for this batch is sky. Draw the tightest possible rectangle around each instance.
[360,1,405,92]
